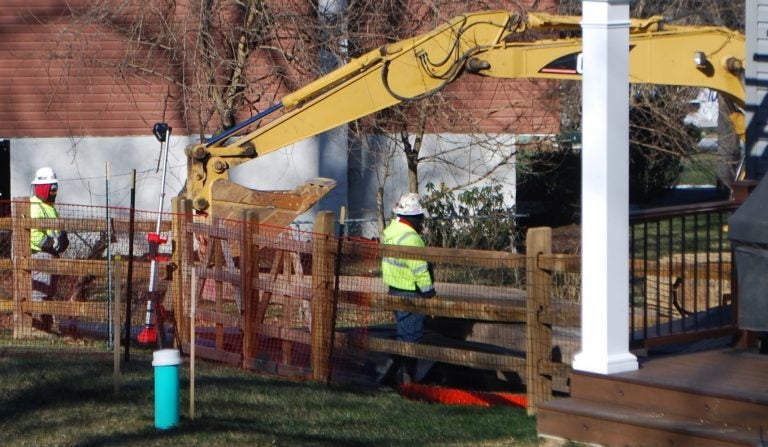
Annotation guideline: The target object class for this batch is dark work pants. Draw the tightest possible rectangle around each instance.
[389,287,426,343]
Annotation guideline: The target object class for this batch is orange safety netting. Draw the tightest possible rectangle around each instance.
[399,383,528,408]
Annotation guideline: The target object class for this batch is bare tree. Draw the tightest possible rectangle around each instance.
[44,0,558,233]
[341,0,559,233]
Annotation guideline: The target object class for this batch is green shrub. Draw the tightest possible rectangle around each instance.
[421,182,517,251]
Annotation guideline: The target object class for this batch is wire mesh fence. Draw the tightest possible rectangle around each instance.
[1,198,585,412]
[183,214,582,411]
[0,200,173,352]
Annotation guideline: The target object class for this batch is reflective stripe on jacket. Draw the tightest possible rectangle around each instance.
[30,196,60,252]
[381,218,434,293]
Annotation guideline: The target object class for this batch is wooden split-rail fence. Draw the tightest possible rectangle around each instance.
[169,199,580,414]
[1,198,581,413]
[1,200,172,337]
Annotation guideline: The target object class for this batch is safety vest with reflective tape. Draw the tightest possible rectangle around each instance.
[381,218,434,293]
[30,196,60,252]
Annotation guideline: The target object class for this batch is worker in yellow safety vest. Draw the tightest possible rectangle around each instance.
[30,167,68,304]
[379,192,436,385]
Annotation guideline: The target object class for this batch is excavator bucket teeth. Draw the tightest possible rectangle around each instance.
[210,177,336,227]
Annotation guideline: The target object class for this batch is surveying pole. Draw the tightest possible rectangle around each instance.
[137,123,172,347]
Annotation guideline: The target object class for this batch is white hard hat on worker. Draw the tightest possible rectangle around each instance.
[31,167,59,203]
[32,167,58,185]
[393,192,426,217]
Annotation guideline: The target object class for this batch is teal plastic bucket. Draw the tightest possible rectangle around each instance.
[152,349,181,429]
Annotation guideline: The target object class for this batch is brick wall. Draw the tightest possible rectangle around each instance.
[0,0,560,138]
[0,0,186,137]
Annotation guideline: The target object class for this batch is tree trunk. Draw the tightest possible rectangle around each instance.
[376,186,385,236]
[402,109,427,193]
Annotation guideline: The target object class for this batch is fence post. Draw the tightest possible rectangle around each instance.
[114,255,122,396]
[241,210,259,361]
[310,211,335,382]
[171,198,193,345]
[212,218,225,351]
[525,226,553,415]
[11,199,32,338]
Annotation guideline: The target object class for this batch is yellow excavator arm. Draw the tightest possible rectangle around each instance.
[184,10,745,217]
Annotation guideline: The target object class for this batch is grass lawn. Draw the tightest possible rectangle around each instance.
[0,349,544,447]
[680,150,719,186]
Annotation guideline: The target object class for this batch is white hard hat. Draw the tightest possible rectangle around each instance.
[32,167,58,185]
[393,193,425,216]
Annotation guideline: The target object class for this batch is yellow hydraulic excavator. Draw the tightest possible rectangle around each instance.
[180,10,745,224]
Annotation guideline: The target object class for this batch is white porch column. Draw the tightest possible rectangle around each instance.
[572,0,639,374]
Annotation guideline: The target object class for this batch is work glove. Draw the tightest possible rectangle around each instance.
[56,231,69,254]
[39,235,56,254]
[41,231,69,255]
[419,287,437,299]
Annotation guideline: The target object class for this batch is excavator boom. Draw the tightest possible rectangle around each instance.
[184,10,745,217]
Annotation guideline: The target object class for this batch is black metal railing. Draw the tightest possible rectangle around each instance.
[629,200,740,348]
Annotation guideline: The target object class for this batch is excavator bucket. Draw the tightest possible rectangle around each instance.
[209,177,336,227]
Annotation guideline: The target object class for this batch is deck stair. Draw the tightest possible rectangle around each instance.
[537,348,768,446]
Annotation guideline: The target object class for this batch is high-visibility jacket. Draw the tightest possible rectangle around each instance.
[381,218,434,293]
[30,196,60,252]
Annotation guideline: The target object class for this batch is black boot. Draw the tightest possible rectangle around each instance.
[760,334,768,354]
[376,355,402,387]
[398,357,417,385]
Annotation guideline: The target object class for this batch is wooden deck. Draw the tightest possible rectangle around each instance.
[614,347,768,404]
[538,346,768,447]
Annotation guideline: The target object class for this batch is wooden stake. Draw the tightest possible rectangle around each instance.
[190,266,196,420]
